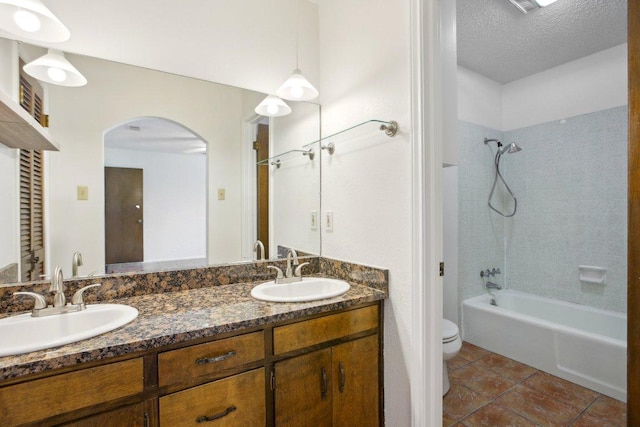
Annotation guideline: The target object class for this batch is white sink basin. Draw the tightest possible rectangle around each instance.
[0,304,138,357]
[251,277,350,302]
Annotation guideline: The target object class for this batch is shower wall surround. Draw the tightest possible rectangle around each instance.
[457,121,505,305]
[503,106,627,313]
[457,106,627,313]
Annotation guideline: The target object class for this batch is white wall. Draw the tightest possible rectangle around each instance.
[442,166,459,322]
[47,54,245,275]
[104,148,206,262]
[0,38,18,273]
[457,66,503,131]
[318,1,412,425]
[503,44,628,131]
[32,0,319,99]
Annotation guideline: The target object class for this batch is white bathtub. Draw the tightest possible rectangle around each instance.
[462,289,627,401]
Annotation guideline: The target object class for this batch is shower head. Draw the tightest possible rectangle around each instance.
[499,142,522,155]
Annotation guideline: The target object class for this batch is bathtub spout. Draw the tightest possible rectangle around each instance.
[486,281,502,290]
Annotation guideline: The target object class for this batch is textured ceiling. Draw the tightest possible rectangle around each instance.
[457,0,627,83]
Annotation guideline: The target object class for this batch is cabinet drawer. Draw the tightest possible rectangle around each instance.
[0,358,143,426]
[273,305,378,355]
[158,331,264,387]
[159,368,265,427]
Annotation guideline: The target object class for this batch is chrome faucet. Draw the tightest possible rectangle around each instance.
[12,265,103,317]
[253,240,266,261]
[267,248,310,284]
[51,266,66,307]
[285,248,299,278]
[486,281,502,291]
[72,251,83,277]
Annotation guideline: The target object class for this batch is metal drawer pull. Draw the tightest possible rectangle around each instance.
[339,362,345,393]
[321,367,328,400]
[195,350,236,365]
[196,406,236,423]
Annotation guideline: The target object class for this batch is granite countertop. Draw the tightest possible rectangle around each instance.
[0,279,385,382]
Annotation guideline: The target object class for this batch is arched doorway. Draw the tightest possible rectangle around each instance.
[103,117,207,273]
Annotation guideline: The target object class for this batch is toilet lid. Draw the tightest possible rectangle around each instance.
[442,319,459,341]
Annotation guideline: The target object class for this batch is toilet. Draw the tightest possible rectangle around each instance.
[442,318,462,395]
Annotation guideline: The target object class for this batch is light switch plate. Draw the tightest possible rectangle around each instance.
[217,189,225,200]
[310,211,317,230]
[77,186,89,200]
[325,211,333,231]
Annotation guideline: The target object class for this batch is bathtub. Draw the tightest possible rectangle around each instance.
[462,289,627,401]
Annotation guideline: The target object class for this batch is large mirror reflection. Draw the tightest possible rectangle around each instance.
[0,38,321,284]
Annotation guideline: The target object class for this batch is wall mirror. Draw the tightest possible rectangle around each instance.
[0,38,321,285]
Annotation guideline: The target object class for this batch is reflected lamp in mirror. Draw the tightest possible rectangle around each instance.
[255,95,291,117]
[23,49,87,87]
[0,0,70,42]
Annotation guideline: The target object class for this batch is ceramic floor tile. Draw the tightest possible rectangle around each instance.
[448,354,473,371]
[474,352,537,382]
[449,361,517,399]
[461,402,537,427]
[443,383,491,421]
[457,342,490,362]
[582,395,627,427]
[496,383,583,426]
[523,371,598,409]
[443,412,459,427]
[571,412,619,427]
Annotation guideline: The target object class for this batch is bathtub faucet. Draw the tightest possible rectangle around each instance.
[480,268,501,278]
[486,281,502,291]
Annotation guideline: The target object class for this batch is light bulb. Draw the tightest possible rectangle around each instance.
[290,85,304,99]
[14,10,41,32]
[47,67,67,83]
[267,104,279,115]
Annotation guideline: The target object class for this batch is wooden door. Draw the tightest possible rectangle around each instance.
[274,348,332,426]
[105,167,143,264]
[332,336,379,427]
[629,0,639,421]
[254,123,270,258]
[19,149,45,281]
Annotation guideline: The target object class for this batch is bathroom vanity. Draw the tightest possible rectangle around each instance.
[0,263,386,427]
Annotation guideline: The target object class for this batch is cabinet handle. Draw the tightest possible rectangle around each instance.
[321,367,328,400]
[339,362,345,393]
[195,350,236,365]
[196,406,236,423]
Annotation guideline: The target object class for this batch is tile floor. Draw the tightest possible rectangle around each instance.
[443,342,627,427]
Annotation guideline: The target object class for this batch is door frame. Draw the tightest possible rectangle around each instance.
[241,114,269,260]
[411,0,444,425]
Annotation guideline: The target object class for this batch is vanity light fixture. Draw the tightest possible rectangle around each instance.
[23,49,87,87]
[255,95,292,117]
[507,0,559,14]
[0,0,70,42]
[275,0,318,101]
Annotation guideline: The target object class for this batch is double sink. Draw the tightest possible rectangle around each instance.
[0,277,349,358]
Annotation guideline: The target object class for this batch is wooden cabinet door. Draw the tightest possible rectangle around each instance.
[159,369,265,427]
[61,403,146,427]
[275,348,332,427]
[332,335,379,427]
